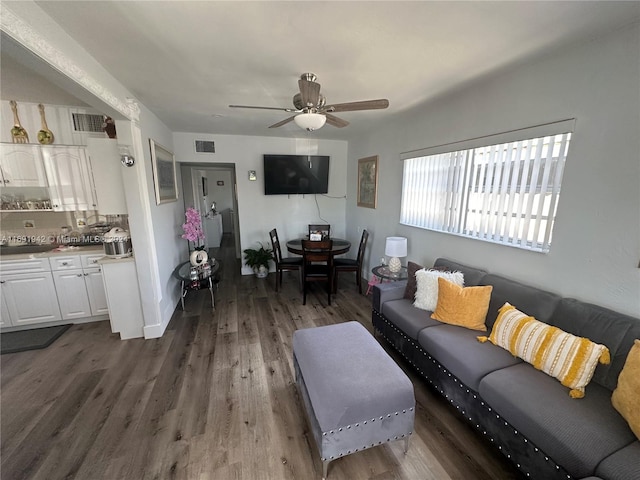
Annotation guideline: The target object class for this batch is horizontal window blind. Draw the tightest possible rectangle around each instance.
[400,123,573,253]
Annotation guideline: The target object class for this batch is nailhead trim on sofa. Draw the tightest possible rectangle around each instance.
[372,309,574,480]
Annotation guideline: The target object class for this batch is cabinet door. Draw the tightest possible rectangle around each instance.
[0,144,48,187]
[86,138,127,214]
[1,288,13,327]
[1,272,62,325]
[42,146,98,211]
[52,269,92,320]
[84,267,109,316]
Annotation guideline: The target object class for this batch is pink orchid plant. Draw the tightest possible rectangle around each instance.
[181,207,205,251]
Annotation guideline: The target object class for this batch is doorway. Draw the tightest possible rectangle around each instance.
[180,163,241,259]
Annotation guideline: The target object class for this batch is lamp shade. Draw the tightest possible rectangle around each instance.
[385,237,407,257]
[294,113,326,131]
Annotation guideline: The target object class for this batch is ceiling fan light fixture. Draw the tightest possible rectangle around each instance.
[294,112,326,131]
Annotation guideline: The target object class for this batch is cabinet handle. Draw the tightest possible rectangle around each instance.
[83,273,88,276]
[77,274,83,277]
[0,280,5,284]
[61,262,68,266]
[4,180,10,184]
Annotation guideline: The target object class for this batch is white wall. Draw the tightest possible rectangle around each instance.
[133,105,184,333]
[173,133,349,274]
[347,23,640,317]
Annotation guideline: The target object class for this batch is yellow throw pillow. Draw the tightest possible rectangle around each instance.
[430,277,492,331]
[478,303,610,398]
[611,339,640,440]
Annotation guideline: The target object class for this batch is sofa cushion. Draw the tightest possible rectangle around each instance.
[549,298,640,392]
[594,442,640,480]
[433,258,487,286]
[417,324,522,391]
[403,261,424,300]
[612,339,640,440]
[382,299,442,340]
[431,278,492,331]
[373,281,407,312]
[481,303,610,398]
[481,273,562,329]
[479,362,636,479]
[414,269,464,311]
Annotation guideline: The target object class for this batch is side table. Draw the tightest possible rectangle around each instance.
[371,265,409,282]
[173,259,220,311]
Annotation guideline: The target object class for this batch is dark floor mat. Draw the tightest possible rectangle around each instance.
[1,324,72,354]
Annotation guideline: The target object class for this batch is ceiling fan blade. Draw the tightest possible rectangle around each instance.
[325,99,389,113]
[324,113,349,128]
[298,79,321,107]
[268,116,296,128]
[229,104,298,112]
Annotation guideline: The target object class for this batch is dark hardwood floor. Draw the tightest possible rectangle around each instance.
[1,233,524,480]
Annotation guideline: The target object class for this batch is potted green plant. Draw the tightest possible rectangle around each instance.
[243,242,273,278]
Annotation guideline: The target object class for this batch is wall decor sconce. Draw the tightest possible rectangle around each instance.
[248,170,257,181]
[119,145,135,167]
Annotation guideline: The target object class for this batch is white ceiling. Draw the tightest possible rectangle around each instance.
[5,1,640,140]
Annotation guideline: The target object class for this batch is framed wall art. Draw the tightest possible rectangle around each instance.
[150,139,178,204]
[357,155,378,209]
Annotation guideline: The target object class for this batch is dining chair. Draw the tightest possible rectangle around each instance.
[308,224,331,241]
[269,228,302,292]
[333,229,369,294]
[301,239,333,306]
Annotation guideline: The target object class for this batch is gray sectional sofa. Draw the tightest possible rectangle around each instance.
[371,258,640,480]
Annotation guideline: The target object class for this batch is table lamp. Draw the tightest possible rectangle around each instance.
[385,237,407,273]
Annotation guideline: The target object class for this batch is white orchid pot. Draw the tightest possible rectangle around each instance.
[190,249,209,267]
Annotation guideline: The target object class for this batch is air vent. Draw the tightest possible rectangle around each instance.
[72,113,105,132]
[195,140,215,153]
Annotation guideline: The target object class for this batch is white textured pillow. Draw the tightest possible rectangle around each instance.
[414,269,464,311]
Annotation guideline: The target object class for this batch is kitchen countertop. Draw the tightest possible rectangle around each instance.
[0,245,104,260]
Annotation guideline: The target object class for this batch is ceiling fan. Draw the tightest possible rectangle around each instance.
[229,73,389,131]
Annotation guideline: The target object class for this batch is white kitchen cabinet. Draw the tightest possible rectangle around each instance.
[0,271,62,325]
[0,143,48,187]
[86,138,128,214]
[50,254,108,320]
[82,254,108,316]
[1,288,13,327]
[52,269,92,320]
[41,145,98,211]
[0,257,62,326]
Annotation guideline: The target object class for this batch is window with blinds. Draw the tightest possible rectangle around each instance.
[400,120,574,253]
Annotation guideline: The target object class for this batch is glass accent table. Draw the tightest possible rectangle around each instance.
[371,265,409,281]
[173,259,219,311]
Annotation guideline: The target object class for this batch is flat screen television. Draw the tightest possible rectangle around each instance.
[263,154,330,195]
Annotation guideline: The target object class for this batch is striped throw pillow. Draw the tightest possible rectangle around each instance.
[478,303,610,398]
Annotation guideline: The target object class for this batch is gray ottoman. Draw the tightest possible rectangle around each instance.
[293,321,415,479]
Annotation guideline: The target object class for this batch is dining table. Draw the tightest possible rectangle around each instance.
[286,238,351,257]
